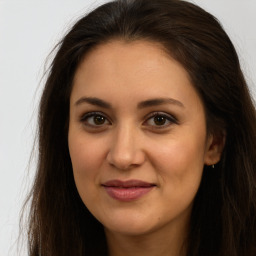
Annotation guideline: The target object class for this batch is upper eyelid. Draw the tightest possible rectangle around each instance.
[144,111,178,122]
[80,111,111,121]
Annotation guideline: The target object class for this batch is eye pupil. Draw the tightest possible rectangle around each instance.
[154,116,166,125]
[94,115,105,125]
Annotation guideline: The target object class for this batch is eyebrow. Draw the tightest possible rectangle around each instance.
[137,98,184,109]
[75,97,112,108]
[74,96,184,109]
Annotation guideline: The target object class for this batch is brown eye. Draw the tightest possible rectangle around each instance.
[81,112,110,127]
[94,115,106,125]
[153,116,167,126]
[144,112,178,129]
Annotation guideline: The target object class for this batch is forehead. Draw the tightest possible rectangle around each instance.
[74,40,174,81]
[70,40,202,111]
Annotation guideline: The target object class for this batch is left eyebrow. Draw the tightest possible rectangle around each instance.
[137,98,185,109]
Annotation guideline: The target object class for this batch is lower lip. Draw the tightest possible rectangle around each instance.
[103,186,154,202]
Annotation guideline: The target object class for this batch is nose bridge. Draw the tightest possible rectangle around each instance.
[107,122,144,169]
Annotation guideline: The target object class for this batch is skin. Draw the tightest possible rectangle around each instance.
[68,40,223,256]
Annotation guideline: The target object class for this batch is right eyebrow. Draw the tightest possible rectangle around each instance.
[74,97,112,109]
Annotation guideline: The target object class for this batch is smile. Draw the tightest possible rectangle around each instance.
[102,179,156,202]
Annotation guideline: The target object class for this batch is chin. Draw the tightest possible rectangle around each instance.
[105,222,155,237]
[101,210,165,237]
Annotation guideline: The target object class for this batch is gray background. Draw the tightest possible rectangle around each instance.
[0,0,255,255]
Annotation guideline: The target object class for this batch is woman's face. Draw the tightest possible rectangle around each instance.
[68,40,220,237]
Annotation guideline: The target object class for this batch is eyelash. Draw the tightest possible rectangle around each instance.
[80,111,178,130]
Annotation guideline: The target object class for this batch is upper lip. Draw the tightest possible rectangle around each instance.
[102,179,155,188]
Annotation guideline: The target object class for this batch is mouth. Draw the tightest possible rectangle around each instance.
[102,179,156,202]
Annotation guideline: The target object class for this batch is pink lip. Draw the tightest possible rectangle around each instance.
[102,179,155,202]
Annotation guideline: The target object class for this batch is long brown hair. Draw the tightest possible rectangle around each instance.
[23,0,256,255]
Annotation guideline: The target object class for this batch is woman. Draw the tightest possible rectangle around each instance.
[25,0,256,255]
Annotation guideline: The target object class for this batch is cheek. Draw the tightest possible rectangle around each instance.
[152,134,206,190]
[155,138,205,168]
[68,133,105,199]
[69,133,102,172]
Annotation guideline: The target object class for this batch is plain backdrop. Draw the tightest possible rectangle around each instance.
[0,0,255,255]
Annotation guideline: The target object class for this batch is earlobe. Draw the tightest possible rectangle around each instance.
[204,131,226,166]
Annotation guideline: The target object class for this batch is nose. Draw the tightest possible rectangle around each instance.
[106,125,146,170]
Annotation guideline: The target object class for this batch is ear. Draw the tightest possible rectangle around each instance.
[204,131,226,166]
